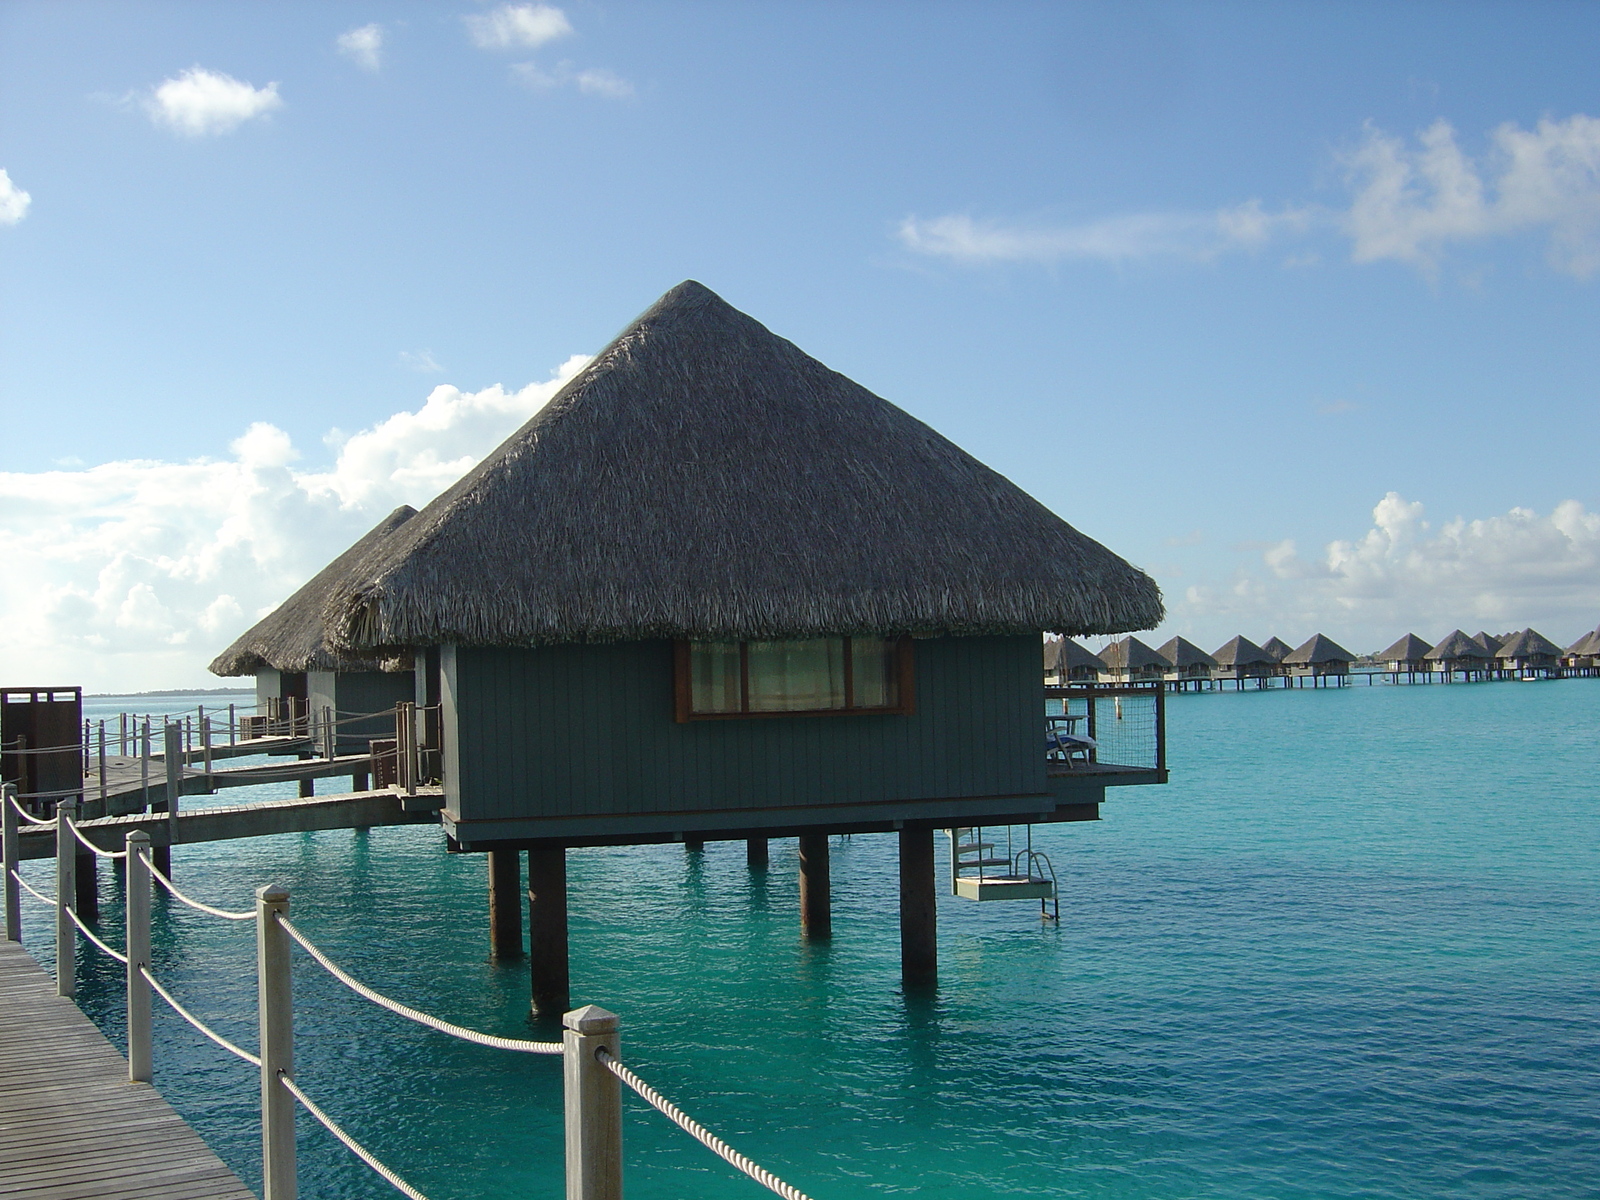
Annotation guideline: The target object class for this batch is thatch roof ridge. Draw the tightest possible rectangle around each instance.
[327,281,1163,651]
[1259,636,1294,662]
[1425,630,1485,661]
[1498,628,1562,658]
[1471,630,1504,655]
[1099,636,1171,671]
[1284,633,1356,665]
[1379,633,1433,662]
[210,506,419,676]
[1155,636,1217,669]
[1211,635,1273,667]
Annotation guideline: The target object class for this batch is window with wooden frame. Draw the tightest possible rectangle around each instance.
[674,636,915,721]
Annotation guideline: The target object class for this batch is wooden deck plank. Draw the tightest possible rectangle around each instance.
[0,939,256,1200]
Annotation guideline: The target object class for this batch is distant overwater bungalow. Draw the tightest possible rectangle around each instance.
[1281,634,1357,686]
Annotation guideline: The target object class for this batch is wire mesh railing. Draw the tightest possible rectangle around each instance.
[2,779,822,1200]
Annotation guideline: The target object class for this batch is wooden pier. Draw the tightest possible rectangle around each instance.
[0,937,256,1200]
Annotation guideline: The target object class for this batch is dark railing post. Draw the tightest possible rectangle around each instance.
[1154,681,1167,775]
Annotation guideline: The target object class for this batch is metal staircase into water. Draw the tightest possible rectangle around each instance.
[947,825,1060,920]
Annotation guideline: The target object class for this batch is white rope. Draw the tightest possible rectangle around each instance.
[7,794,55,825]
[65,818,127,859]
[597,1049,817,1200]
[139,965,261,1066]
[67,907,128,964]
[147,860,257,921]
[277,1072,428,1200]
[12,869,55,906]
[278,918,562,1055]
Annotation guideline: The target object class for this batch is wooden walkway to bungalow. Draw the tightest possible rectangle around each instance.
[0,938,256,1200]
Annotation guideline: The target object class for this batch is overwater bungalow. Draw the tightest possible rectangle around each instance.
[1259,636,1294,676]
[1155,636,1217,690]
[1281,633,1356,686]
[1424,629,1492,681]
[1097,636,1171,683]
[1044,636,1106,685]
[1495,628,1563,678]
[1210,636,1277,688]
[210,506,420,767]
[307,280,1166,1004]
[1563,628,1600,675]
[1378,633,1433,681]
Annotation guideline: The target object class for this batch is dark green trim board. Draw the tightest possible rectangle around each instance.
[439,635,1049,842]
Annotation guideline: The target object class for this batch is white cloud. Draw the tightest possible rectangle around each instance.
[0,169,32,224]
[1342,115,1600,277]
[512,61,634,99]
[399,350,443,373]
[144,67,283,137]
[0,355,588,691]
[901,114,1600,279]
[1168,492,1600,651]
[897,201,1312,266]
[337,24,384,72]
[466,4,573,50]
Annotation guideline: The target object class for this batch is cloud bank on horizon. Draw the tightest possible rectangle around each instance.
[5,362,1595,691]
[0,357,588,692]
[901,115,1600,278]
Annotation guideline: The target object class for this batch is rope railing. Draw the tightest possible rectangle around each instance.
[139,965,262,1067]
[596,1048,817,1200]
[66,817,127,859]
[276,1072,428,1200]
[66,906,128,965]
[12,868,55,907]
[278,917,563,1054]
[147,860,257,921]
[7,792,54,825]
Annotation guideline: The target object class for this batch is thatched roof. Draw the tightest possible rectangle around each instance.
[1047,636,1106,673]
[1259,636,1293,662]
[1424,630,1487,661]
[1211,635,1274,668]
[1098,636,1171,671]
[1471,630,1504,655]
[1378,633,1432,662]
[1497,628,1562,659]
[209,507,418,676]
[1155,636,1217,669]
[1566,628,1600,655]
[327,282,1163,652]
[1283,633,1356,665]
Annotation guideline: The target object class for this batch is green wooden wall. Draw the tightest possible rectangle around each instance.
[307,670,414,754]
[441,635,1045,826]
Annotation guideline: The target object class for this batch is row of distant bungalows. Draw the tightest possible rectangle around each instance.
[1045,624,1600,688]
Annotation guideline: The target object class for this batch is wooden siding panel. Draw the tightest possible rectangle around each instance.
[452,635,1043,825]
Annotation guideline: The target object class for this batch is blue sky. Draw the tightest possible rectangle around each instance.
[3,2,1599,688]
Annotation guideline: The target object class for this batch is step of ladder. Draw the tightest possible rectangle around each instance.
[954,842,994,855]
[957,857,1011,868]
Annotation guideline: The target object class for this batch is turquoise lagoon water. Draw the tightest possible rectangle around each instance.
[17,680,1600,1199]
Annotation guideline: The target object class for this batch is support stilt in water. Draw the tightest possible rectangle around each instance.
[898,826,937,986]
[153,844,171,877]
[798,833,831,938]
[684,837,704,852]
[746,837,769,870]
[527,847,570,1017]
[488,848,523,958]
[298,776,315,798]
[352,770,370,792]
[75,851,99,921]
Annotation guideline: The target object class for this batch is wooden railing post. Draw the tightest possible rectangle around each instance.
[55,798,76,998]
[563,1005,621,1200]
[163,723,182,869]
[140,719,151,811]
[256,884,296,1200]
[2,783,20,942]
[126,831,152,1083]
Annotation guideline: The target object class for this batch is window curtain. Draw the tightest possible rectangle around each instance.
[747,639,846,711]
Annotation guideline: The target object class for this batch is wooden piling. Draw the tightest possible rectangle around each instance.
[798,833,831,938]
[898,827,937,986]
[746,837,769,870]
[527,847,570,1017]
[75,849,98,921]
[488,848,523,958]
[684,837,704,852]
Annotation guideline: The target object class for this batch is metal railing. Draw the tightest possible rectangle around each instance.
[2,779,818,1200]
[1044,682,1166,774]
